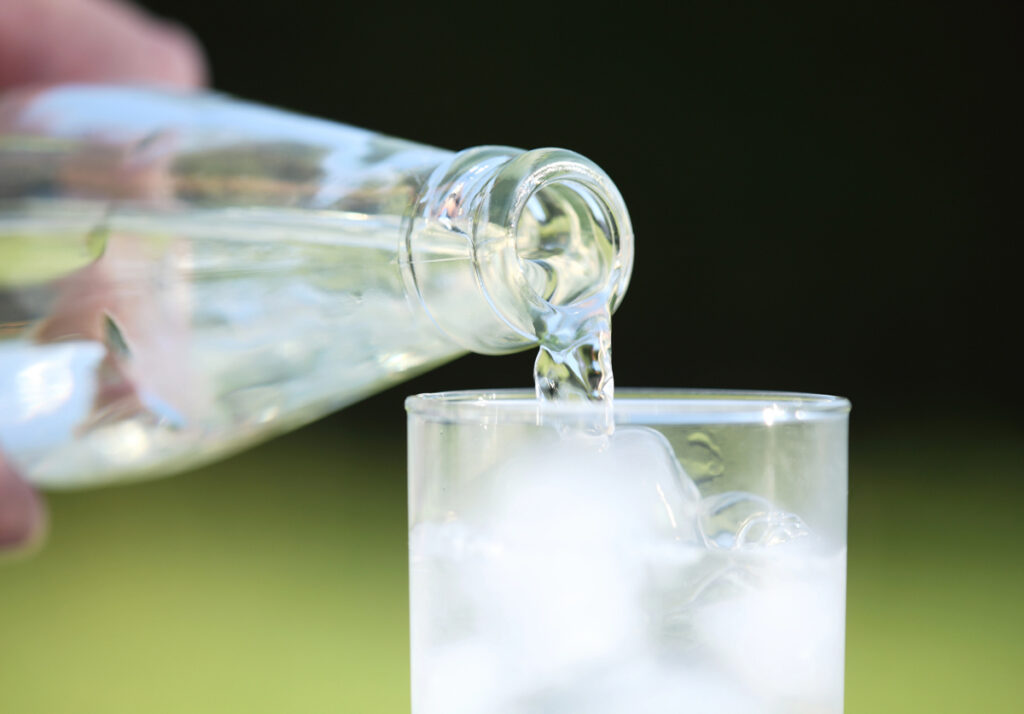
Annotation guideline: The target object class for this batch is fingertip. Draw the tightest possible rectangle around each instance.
[0,0,209,90]
[0,459,49,556]
[144,18,210,88]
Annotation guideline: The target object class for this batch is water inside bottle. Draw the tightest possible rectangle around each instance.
[0,201,461,485]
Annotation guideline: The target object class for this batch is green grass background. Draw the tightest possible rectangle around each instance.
[2,416,1021,713]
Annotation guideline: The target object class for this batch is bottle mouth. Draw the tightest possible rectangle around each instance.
[473,148,634,340]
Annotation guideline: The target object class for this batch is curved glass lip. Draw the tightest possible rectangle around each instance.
[406,388,850,425]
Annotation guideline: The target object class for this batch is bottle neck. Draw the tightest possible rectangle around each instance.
[402,146,633,355]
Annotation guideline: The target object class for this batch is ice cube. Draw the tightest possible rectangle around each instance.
[607,426,702,542]
[510,658,760,714]
[478,426,701,546]
[654,491,818,662]
[452,426,701,683]
[693,548,847,705]
[411,640,502,714]
[699,491,812,550]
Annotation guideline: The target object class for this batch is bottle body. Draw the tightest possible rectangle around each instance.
[0,86,632,487]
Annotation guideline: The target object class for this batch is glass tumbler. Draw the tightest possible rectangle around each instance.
[407,389,849,714]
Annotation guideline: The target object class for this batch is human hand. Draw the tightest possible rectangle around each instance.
[0,0,206,552]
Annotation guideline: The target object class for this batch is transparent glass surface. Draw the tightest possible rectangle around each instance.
[407,389,849,714]
[0,86,461,487]
[0,87,632,487]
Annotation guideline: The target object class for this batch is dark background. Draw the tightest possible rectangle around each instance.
[2,2,1021,713]
[142,0,1020,428]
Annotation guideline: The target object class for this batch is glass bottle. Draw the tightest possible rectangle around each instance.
[0,85,633,487]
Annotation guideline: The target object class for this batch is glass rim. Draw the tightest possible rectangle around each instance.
[405,388,851,425]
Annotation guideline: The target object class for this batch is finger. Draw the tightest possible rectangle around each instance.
[0,0,207,89]
[0,452,47,551]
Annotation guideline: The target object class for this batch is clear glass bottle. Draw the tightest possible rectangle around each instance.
[0,85,633,487]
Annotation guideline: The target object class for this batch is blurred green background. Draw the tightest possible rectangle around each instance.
[2,0,1020,712]
[2,416,1022,712]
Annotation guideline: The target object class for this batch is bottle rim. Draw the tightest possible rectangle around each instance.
[471,147,634,342]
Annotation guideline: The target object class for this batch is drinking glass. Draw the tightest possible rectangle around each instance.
[407,389,849,714]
